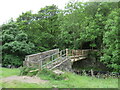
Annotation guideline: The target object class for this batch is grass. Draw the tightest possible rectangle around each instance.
[1,67,20,78]
[1,81,50,88]
[0,67,118,88]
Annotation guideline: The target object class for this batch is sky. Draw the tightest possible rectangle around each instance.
[0,0,119,25]
[0,0,70,25]
[0,0,91,25]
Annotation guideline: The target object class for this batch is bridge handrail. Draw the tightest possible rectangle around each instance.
[38,51,59,61]
[26,49,59,57]
[24,48,97,70]
[41,50,66,68]
[42,55,67,68]
[38,49,66,61]
[50,56,71,70]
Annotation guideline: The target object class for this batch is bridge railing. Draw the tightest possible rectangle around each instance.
[41,49,67,69]
[23,49,97,70]
[23,49,67,70]
[23,49,59,67]
[67,49,96,56]
[67,49,98,61]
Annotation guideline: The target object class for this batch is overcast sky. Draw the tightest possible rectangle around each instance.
[0,0,70,25]
[0,0,119,25]
[0,0,91,25]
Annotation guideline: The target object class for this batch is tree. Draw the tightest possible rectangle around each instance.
[16,5,60,51]
[59,2,85,49]
[2,22,35,67]
[101,9,120,72]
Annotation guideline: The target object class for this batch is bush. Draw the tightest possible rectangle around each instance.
[3,54,22,67]
[19,66,38,76]
[2,22,35,67]
[39,69,67,80]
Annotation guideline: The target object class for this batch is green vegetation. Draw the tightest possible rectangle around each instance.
[0,68,118,88]
[1,81,49,88]
[1,68,20,78]
[2,23,35,67]
[20,67,67,80]
[1,1,120,74]
[1,1,119,88]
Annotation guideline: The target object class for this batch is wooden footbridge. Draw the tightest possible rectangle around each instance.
[24,49,96,70]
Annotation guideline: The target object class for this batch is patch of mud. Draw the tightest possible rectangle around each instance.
[0,76,48,84]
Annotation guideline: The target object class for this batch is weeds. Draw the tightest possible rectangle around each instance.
[19,67,67,80]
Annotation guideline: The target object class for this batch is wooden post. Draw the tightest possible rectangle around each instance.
[24,57,27,66]
[38,56,42,70]
[74,50,75,61]
[52,54,54,61]
[71,49,73,56]
[38,60,42,70]
[60,50,62,57]
[82,50,84,55]
[57,49,59,58]
[40,60,42,70]
[27,56,30,67]
[66,48,68,56]
[83,70,87,76]
[91,69,94,77]
[23,61,25,66]
[75,50,76,56]
[70,49,72,56]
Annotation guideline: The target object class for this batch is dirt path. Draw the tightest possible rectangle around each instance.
[0,76,48,84]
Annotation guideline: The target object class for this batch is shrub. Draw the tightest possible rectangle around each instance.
[19,66,38,76]
[3,54,22,67]
[19,67,67,80]
[39,69,67,80]
[2,22,35,67]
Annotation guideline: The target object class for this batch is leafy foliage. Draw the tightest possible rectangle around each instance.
[1,2,120,72]
[17,5,60,50]
[100,9,120,72]
[1,22,35,67]
[20,67,67,80]
[3,54,22,67]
